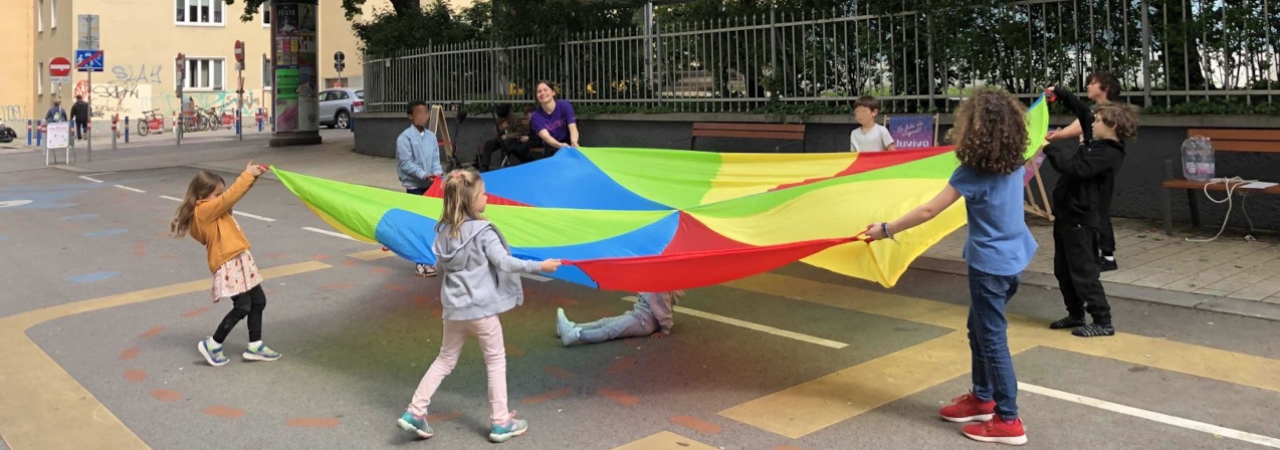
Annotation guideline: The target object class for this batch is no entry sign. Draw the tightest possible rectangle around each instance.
[50,57,72,83]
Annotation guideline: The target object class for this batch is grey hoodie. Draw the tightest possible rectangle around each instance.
[632,291,680,334]
[432,220,543,321]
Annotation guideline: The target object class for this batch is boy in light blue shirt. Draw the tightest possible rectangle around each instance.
[397,100,444,276]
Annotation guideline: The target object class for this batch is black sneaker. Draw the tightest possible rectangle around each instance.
[1100,256,1118,272]
[1049,316,1087,330]
[1072,323,1115,338]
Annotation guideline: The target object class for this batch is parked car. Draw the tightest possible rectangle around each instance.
[318,88,363,129]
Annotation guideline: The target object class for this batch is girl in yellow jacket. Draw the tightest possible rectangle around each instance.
[171,161,279,367]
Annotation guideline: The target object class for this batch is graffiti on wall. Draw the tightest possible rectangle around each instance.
[1,105,26,121]
[70,63,270,121]
[112,65,164,84]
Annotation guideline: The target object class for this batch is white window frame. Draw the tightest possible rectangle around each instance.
[51,0,57,29]
[174,0,225,27]
[38,0,44,32]
[262,56,273,90]
[37,63,44,95]
[178,56,226,92]
[261,2,271,27]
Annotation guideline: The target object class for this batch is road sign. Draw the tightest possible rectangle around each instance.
[234,40,245,63]
[50,57,72,83]
[75,50,104,72]
[334,51,345,62]
[77,15,100,50]
[335,61,345,72]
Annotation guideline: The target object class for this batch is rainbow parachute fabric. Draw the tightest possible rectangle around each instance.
[276,96,1048,292]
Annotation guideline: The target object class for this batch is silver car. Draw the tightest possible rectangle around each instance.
[318,88,363,129]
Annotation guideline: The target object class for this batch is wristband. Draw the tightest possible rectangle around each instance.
[881,223,897,242]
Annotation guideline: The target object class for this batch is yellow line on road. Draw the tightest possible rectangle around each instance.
[718,273,1280,438]
[0,261,330,450]
[348,248,395,261]
[622,296,848,349]
[610,431,721,450]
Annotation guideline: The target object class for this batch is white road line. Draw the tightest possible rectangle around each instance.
[621,296,848,349]
[113,185,146,193]
[522,273,552,282]
[233,211,276,222]
[159,195,183,202]
[1020,383,1280,448]
[302,227,357,241]
[79,176,104,183]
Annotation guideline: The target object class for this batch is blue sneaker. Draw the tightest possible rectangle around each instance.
[396,411,434,439]
[242,342,281,361]
[489,414,528,443]
[198,338,229,367]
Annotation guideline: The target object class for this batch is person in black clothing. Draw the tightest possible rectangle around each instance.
[477,104,536,172]
[70,95,90,141]
[1042,85,1139,338]
[1045,71,1123,272]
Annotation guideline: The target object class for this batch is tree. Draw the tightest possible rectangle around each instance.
[228,0,422,22]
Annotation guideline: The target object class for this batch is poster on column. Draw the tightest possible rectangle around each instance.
[273,1,319,133]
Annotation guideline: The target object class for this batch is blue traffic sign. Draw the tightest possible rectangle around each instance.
[75,49,104,72]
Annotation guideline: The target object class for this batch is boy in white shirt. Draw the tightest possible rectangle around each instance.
[850,96,896,152]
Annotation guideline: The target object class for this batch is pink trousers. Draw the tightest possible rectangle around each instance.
[406,315,510,425]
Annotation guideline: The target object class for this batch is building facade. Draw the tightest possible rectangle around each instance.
[1,0,387,125]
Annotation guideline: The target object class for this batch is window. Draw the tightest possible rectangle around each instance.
[51,0,57,29]
[37,63,44,95]
[183,58,224,91]
[38,0,43,32]
[262,57,272,89]
[175,0,223,26]
[261,2,271,27]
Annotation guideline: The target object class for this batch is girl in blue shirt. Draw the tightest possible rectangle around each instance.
[866,88,1037,446]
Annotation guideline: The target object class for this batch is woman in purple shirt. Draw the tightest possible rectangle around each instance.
[530,81,580,156]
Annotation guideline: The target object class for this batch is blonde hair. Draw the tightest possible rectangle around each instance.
[171,171,225,238]
[434,169,485,238]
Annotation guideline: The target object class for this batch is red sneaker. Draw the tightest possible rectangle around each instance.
[962,417,1028,446]
[940,393,996,423]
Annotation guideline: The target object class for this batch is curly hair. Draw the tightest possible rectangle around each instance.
[950,88,1029,175]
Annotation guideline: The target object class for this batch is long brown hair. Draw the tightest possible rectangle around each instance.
[171,171,225,238]
[950,88,1029,175]
[434,169,485,238]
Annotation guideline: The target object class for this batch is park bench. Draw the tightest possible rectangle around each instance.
[689,122,806,152]
[1161,128,1280,235]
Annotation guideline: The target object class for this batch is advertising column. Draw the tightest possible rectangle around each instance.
[269,0,321,147]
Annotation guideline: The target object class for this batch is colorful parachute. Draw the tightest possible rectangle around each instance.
[276,96,1048,292]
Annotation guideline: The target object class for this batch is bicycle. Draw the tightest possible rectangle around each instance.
[137,109,166,137]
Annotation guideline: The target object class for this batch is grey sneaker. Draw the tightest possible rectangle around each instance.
[198,338,229,367]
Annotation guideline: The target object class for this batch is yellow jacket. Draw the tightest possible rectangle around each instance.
[190,171,258,273]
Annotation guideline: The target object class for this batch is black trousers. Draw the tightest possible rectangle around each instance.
[75,121,88,140]
[212,285,266,343]
[1053,222,1112,325]
[1099,208,1115,257]
[479,138,535,171]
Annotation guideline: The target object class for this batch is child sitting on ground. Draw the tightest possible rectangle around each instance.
[556,291,683,346]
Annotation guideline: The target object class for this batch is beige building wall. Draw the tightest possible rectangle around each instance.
[29,0,75,120]
[0,0,35,122]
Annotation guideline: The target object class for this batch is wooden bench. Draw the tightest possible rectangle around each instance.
[1161,129,1280,235]
[690,122,806,152]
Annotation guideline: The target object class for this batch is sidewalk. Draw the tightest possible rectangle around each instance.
[55,137,1280,322]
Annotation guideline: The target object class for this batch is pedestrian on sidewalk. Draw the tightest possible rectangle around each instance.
[171,161,282,367]
[397,100,444,277]
[1044,71,1123,272]
[396,169,561,443]
[866,88,1037,446]
[45,100,68,123]
[555,291,682,347]
[1042,85,1140,338]
[70,95,89,141]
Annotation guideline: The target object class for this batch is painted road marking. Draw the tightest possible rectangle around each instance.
[1020,383,1280,448]
[622,296,848,349]
[610,431,720,450]
[232,211,276,222]
[348,249,394,261]
[0,261,330,450]
[113,185,146,193]
[302,226,358,241]
[159,195,182,202]
[0,200,34,208]
[717,273,1280,438]
[78,176,104,183]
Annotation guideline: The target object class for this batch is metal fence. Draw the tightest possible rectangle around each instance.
[362,0,1280,114]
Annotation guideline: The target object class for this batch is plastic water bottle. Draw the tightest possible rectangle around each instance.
[1181,137,1214,181]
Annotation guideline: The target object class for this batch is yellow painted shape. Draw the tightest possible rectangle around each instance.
[347,248,396,261]
[695,178,966,287]
[700,152,858,205]
[0,261,330,450]
[719,273,1280,438]
[610,431,721,450]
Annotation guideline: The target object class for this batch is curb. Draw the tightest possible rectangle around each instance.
[911,256,1280,322]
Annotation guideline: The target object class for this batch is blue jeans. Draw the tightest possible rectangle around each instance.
[967,265,1020,419]
[578,313,655,343]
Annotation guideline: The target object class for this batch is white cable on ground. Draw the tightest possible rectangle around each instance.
[1186,176,1257,243]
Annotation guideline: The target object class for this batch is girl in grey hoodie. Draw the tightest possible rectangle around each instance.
[396,169,561,444]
